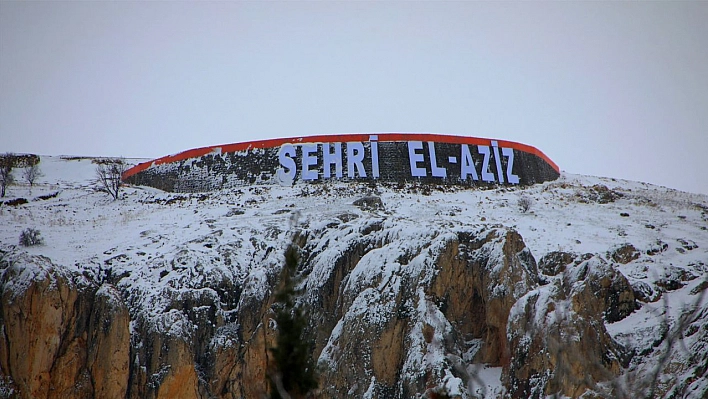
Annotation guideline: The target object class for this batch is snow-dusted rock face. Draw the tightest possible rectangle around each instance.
[1,221,538,399]
[1,156,707,399]
[505,254,634,398]
[0,253,130,399]
[310,225,537,397]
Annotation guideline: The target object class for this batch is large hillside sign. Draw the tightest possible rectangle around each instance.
[122,134,560,192]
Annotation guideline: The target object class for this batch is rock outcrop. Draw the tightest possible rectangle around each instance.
[505,255,634,398]
[312,226,538,397]
[0,252,129,399]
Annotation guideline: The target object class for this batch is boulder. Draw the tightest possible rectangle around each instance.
[609,243,640,264]
[352,195,384,210]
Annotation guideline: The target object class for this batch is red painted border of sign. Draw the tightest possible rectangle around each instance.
[122,133,560,181]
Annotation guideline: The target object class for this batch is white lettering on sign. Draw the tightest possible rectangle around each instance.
[408,141,426,177]
[277,144,297,184]
[301,144,318,181]
[478,145,495,182]
[347,142,367,178]
[491,141,505,184]
[429,142,447,178]
[276,139,520,185]
[460,145,479,181]
[502,147,519,184]
[370,135,380,178]
[323,143,343,179]
[276,140,378,184]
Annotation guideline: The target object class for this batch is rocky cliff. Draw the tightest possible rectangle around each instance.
[1,157,707,398]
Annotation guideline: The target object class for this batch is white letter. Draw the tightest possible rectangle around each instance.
[277,144,296,184]
[301,144,318,180]
[370,136,380,178]
[478,145,495,182]
[428,142,446,178]
[491,141,505,183]
[460,144,479,181]
[323,142,342,179]
[502,147,520,184]
[408,141,426,177]
[347,142,367,178]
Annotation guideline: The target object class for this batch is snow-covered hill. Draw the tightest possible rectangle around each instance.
[1,156,706,398]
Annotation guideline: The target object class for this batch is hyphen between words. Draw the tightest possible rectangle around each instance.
[277,136,519,184]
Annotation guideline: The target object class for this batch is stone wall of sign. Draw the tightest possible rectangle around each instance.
[122,134,560,193]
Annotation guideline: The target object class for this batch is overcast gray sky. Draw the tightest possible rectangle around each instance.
[2,1,707,195]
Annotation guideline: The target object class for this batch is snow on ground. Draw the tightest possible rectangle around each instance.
[1,155,707,397]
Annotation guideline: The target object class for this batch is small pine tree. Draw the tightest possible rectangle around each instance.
[269,245,318,399]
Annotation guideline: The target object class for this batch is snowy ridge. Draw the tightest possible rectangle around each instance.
[1,156,707,398]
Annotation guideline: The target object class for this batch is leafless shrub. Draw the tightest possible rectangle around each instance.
[518,195,533,213]
[19,228,44,246]
[95,158,127,200]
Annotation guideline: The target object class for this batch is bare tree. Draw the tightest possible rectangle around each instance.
[95,158,127,200]
[22,163,43,192]
[0,153,15,198]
